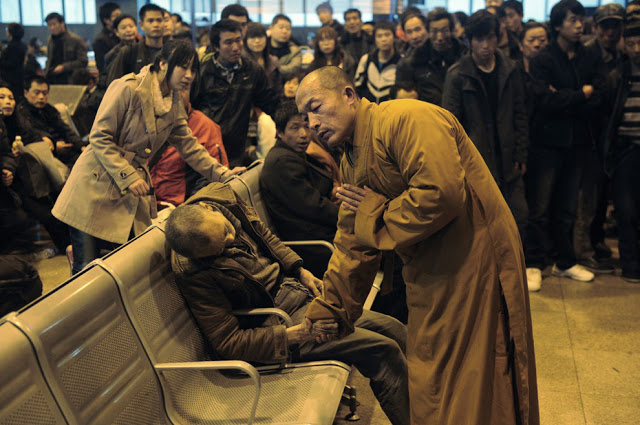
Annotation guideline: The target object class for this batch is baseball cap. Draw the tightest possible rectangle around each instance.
[594,3,624,25]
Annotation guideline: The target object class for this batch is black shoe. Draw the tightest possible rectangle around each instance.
[593,242,612,260]
[580,256,615,273]
[621,270,640,283]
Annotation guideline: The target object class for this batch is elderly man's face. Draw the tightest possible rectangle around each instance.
[197,203,236,257]
[296,76,358,148]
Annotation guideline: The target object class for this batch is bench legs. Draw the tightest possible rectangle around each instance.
[342,384,360,421]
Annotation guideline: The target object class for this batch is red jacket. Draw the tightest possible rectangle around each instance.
[151,104,229,206]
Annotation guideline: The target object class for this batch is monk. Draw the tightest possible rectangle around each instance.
[296,66,539,425]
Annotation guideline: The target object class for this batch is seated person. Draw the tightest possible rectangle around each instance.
[17,76,85,166]
[151,88,229,207]
[166,182,409,425]
[260,101,339,243]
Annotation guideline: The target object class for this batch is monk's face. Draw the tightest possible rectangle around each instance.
[296,76,358,148]
[197,203,236,257]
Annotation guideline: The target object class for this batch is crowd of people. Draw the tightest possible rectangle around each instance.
[1,0,640,422]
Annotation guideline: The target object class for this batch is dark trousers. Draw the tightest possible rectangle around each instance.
[69,226,119,275]
[21,194,70,252]
[274,283,410,425]
[526,146,587,270]
[501,175,529,250]
[612,146,640,274]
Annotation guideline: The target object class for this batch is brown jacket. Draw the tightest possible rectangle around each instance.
[172,183,303,363]
[305,99,539,424]
[53,67,228,243]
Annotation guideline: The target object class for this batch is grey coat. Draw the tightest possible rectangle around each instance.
[52,67,228,243]
[44,30,88,84]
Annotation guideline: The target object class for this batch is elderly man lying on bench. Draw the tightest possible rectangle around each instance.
[165,182,409,425]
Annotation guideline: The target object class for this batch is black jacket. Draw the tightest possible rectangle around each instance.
[44,30,88,84]
[194,56,279,164]
[16,101,84,165]
[602,57,640,174]
[442,50,529,185]
[260,139,339,242]
[0,119,17,174]
[106,41,159,86]
[396,38,466,106]
[93,28,120,74]
[341,32,373,63]
[529,41,607,149]
[0,40,27,96]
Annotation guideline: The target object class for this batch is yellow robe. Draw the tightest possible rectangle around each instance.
[306,99,539,424]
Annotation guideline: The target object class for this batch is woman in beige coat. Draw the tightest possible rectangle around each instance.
[53,40,243,274]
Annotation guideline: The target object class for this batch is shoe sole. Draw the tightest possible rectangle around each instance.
[581,265,615,274]
[551,270,594,282]
[622,277,640,283]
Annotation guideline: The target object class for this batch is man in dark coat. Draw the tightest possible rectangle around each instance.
[194,20,279,167]
[106,4,165,86]
[396,8,466,105]
[341,8,373,63]
[44,13,88,85]
[0,23,27,99]
[93,2,121,75]
[18,76,84,167]
[442,10,529,254]
[527,0,606,285]
[166,182,410,425]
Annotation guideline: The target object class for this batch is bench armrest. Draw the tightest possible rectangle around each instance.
[232,308,293,327]
[283,240,334,254]
[156,360,261,425]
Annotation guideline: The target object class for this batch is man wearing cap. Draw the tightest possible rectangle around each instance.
[577,3,624,274]
[585,3,624,71]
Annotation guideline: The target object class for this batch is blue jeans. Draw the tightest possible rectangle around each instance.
[612,146,640,274]
[274,283,409,425]
[69,226,119,275]
[526,146,587,270]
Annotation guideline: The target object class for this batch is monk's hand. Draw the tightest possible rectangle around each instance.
[298,267,322,297]
[310,319,339,344]
[336,184,372,212]
[127,178,150,197]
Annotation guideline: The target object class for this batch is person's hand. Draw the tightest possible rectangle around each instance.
[127,178,150,196]
[336,184,373,212]
[221,167,247,181]
[548,84,558,93]
[2,169,13,187]
[582,85,594,99]
[514,161,527,176]
[11,144,20,157]
[52,65,64,74]
[286,319,313,345]
[56,141,74,154]
[310,319,338,344]
[298,267,322,297]
[43,136,55,151]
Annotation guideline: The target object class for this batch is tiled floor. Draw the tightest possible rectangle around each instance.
[34,254,640,425]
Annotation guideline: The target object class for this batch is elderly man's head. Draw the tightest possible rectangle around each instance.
[166,202,236,258]
[295,66,359,148]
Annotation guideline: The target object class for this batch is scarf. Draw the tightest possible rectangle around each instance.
[137,65,173,116]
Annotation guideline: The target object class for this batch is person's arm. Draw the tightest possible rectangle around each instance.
[529,53,588,112]
[89,78,141,191]
[50,106,84,149]
[176,270,290,363]
[354,54,368,96]
[63,35,88,73]
[168,104,228,182]
[251,65,280,117]
[441,67,464,122]
[93,37,107,74]
[261,153,339,226]
[105,44,131,87]
[512,69,529,167]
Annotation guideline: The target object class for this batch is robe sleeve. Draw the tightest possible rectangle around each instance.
[305,107,468,335]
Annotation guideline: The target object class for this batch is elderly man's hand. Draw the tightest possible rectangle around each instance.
[336,184,372,212]
[310,319,338,344]
[2,169,13,187]
[298,267,322,297]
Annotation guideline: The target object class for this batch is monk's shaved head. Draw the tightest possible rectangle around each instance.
[297,66,356,96]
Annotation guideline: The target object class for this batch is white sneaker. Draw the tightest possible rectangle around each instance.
[551,264,594,282]
[526,268,542,292]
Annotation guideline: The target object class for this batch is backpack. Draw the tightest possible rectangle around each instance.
[0,255,43,317]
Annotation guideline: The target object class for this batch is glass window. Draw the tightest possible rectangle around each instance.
[22,0,43,25]
[42,0,63,22]
[64,0,85,24]
[0,1,20,23]
[84,0,96,24]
